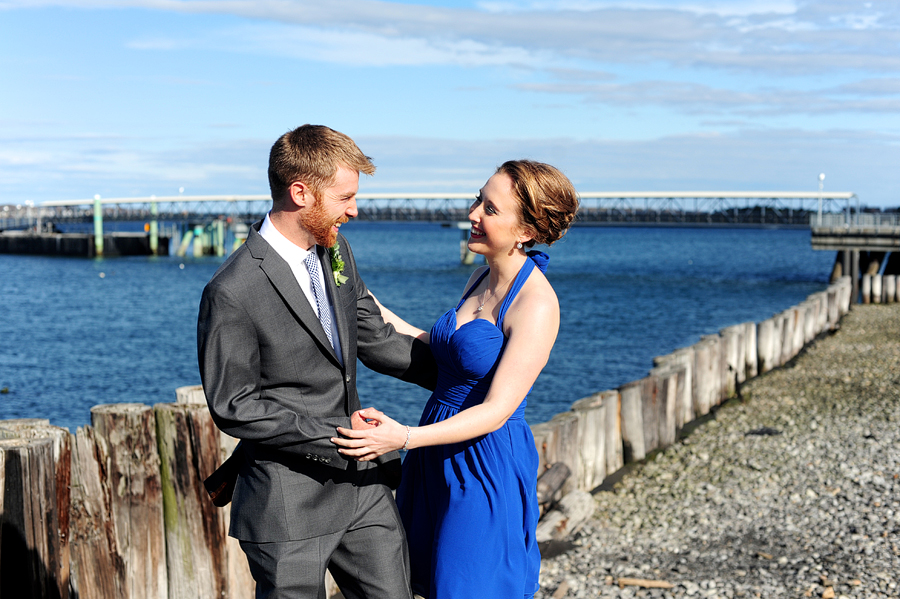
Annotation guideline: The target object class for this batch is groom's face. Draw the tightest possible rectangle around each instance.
[300,165,360,247]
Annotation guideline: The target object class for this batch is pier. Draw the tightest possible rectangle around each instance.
[810,212,900,304]
[1,191,865,258]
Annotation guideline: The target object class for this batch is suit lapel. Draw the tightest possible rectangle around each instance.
[319,243,352,369]
[247,225,341,366]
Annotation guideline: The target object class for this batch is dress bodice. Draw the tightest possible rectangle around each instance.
[425,251,548,418]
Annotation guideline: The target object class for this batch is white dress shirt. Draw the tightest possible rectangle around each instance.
[259,214,343,365]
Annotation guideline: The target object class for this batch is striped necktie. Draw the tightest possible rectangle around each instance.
[304,251,335,349]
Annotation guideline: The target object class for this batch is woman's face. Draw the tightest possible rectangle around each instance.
[467,172,528,256]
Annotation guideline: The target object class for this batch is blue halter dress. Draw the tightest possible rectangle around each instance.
[395,251,548,599]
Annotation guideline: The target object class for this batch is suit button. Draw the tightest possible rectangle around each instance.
[345,374,351,383]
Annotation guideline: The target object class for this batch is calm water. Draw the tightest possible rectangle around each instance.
[0,224,833,432]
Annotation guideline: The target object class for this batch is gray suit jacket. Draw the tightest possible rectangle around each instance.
[198,222,436,542]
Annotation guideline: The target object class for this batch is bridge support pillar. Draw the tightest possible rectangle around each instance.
[458,222,477,265]
[850,249,860,305]
[149,201,159,256]
[92,195,103,257]
[215,220,225,257]
[176,228,193,257]
[193,225,205,257]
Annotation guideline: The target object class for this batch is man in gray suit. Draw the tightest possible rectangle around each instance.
[198,124,435,598]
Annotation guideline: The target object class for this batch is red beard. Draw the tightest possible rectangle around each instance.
[301,198,346,247]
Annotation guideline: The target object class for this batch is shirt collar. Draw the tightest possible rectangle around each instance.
[259,213,316,265]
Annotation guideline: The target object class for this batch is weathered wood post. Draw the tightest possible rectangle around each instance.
[779,309,796,365]
[73,404,168,599]
[861,274,872,304]
[174,386,255,599]
[803,301,816,344]
[155,402,230,599]
[885,275,897,304]
[654,348,694,429]
[743,321,758,380]
[791,305,806,355]
[756,317,775,374]
[691,339,712,416]
[600,390,624,477]
[570,393,607,491]
[0,419,70,599]
[649,366,678,449]
[872,274,883,304]
[70,425,120,598]
[531,412,580,496]
[718,325,742,398]
[618,379,645,463]
[639,375,660,455]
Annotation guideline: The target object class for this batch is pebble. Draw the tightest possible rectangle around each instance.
[535,303,900,599]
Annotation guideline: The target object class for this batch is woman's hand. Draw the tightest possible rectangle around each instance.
[333,408,409,461]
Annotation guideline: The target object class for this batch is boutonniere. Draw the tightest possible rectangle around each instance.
[328,242,349,287]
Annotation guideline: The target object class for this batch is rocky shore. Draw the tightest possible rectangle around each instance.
[536,303,900,599]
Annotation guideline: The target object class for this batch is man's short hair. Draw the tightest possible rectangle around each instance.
[268,125,376,203]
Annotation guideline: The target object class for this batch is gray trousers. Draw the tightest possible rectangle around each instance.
[240,481,412,599]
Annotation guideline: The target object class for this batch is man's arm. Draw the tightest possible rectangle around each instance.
[338,237,438,390]
[198,280,352,466]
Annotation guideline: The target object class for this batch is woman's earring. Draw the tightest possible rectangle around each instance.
[516,242,523,249]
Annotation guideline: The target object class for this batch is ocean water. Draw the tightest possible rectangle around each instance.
[0,223,834,432]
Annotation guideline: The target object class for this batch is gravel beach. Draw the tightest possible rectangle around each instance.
[535,303,900,599]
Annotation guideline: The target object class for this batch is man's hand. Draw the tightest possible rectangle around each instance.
[350,408,380,430]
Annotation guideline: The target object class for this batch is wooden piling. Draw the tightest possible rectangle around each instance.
[0,437,61,599]
[862,273,871,304]
[654,348,694,429]
[0,419,70,599]
[779,309,796,365]
[743,321,758,380]
[618,380,645,463]
[79,404,168,599]
[173,386,254,599]
[601,390,624,476]
[718,325,742,397]
[885,275,897,303]
[154,403,230,599]
[872,274,883,304]
[650,367,678,448]
[639,376,660,455]
[571,393,607,492]
[756,317,775,374]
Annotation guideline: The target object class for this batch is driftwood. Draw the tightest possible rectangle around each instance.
[536,462,570,506]
[618,577,675,589]
[535,490,595,543]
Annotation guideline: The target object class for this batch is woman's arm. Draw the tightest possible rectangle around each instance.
[370,293,430,343]
[333,280,560,460]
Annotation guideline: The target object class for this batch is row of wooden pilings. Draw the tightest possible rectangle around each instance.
[860,273,900,305]
[0,276,854,598]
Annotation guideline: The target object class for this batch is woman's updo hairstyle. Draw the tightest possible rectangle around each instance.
[497,160,579,247]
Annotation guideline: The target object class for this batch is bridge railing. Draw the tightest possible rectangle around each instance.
[2,191,860,230]
[810,212,900,231]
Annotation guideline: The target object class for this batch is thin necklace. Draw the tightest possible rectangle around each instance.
[475,272,516,313]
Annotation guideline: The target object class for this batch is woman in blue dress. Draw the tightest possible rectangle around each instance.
[333,160,579,598]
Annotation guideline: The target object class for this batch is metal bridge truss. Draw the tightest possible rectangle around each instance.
[2,192,859,231]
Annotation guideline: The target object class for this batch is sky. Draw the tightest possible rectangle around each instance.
[1,0,898,207]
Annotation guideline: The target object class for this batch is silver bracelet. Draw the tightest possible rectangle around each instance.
[402,425,411,451]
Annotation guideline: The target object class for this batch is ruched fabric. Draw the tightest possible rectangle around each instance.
[396,251,548,599]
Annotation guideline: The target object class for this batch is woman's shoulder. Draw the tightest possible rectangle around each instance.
[505,269,559,328]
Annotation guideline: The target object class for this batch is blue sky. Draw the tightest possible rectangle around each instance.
[2,0,898,207]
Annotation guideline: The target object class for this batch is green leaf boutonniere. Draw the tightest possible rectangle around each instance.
[328,242,349,287]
